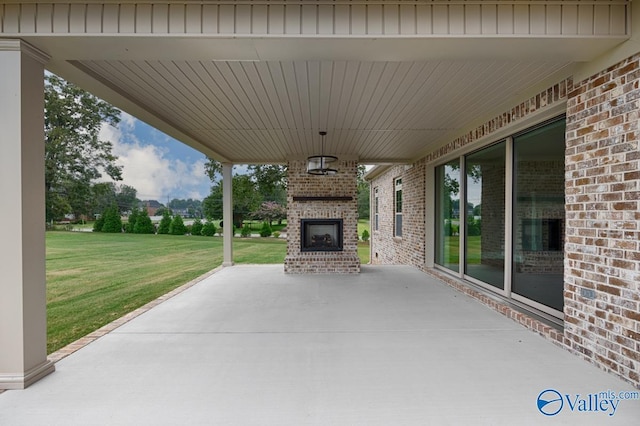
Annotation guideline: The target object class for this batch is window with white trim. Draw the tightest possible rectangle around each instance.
[394,178,402,237]
[374,187,379,231]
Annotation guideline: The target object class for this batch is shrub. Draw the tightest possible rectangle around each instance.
[93,215,105,232]
[259,222,272,237]
[134,210,155,234]
[273,231,280,239]
[444,221,453,236]
[241,224,252,237]
[169,215,187,235]
[467,217,481,236]
[157,210,171,234]
[201,221,217,236]
[101,206,123,233]
[191,219,203,236]
[125,208,140,233]
[361,229,370,242]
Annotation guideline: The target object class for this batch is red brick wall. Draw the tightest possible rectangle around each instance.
[565,53,640,386]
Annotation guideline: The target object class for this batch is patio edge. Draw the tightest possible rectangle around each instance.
[47,266,225,364]
[423,267,640,390]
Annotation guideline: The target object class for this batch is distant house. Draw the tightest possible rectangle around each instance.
[143,200,163,217]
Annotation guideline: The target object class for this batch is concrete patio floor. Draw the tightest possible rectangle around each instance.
[1,265,639,425]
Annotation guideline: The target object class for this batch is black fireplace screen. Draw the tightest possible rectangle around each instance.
[301,219,343,252]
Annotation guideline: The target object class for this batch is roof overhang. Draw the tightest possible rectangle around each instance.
[0,0,631,165]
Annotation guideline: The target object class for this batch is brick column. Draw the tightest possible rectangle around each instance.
[284,160,360,274]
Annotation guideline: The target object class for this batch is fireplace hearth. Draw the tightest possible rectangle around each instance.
[301,219,343,252]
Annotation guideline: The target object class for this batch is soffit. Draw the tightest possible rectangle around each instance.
[34,34,621,164]
[2,1,630,164]
[68,55,572,164]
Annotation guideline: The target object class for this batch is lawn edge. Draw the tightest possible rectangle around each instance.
[47,265,225,364]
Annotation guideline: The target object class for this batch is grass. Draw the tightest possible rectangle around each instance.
[46,232,286,353]
[357,219,369,239]
[441,235,481,265]
[46,227,372,353]
[237,220,287,233]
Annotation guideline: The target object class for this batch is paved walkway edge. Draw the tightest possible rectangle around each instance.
[47,266,225,364]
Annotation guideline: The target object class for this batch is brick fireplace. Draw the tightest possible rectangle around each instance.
[284,159,360,274]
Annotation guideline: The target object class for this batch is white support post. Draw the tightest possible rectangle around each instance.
[0,41,55,389]
[222,163,234,267]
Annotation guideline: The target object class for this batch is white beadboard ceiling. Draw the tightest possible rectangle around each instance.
[3,1,631,164]
[70,56,571,164]
[36,33,624,164]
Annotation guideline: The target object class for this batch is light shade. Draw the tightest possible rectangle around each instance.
[307,154,338,175]
[307,131,338,175]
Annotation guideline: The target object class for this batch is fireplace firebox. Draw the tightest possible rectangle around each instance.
[301,219,343,252]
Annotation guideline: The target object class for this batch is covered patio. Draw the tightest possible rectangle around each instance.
[1,265,638,425]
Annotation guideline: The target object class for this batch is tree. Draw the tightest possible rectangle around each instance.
[157,210,172,234]
[204,158,223,182]
[92,182,118,216]
[202,174,261,226]
[168,198,202,218]
[101,205,122,233]
[154,206,171,217]
[115,184,138,214]
[45,74,122,222]
[248,164,287,204]
[134,209,155,234]
[93,214,105,232]
[125,208,140,233]
[169,215,187,235]
[357,165,370,219]
[252,201,286,225]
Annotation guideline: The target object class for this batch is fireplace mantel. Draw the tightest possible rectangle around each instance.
[292,196,353,202]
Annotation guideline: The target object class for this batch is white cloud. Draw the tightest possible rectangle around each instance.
[98,113,210,201]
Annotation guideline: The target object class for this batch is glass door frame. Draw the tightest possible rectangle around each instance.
[461,139,510,298]
[432,117,565,320]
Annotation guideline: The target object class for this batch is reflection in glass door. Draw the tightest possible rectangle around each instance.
[465,142,506,289]
[435,160,460,272]
[512,120,565,312]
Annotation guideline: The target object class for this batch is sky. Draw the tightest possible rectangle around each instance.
[98,112,212,203]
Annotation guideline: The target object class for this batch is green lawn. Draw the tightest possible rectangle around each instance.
[46,230,371,353]
[46,232,286,353]
[441,235,481,265]
[357,219,370,239]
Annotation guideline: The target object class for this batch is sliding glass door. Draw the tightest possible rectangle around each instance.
[433,117,565,317]
[464,142,506,289]
[512,120,565,311]
[435,160,461,272]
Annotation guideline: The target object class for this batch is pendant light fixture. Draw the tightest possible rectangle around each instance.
[307,131,338,175]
